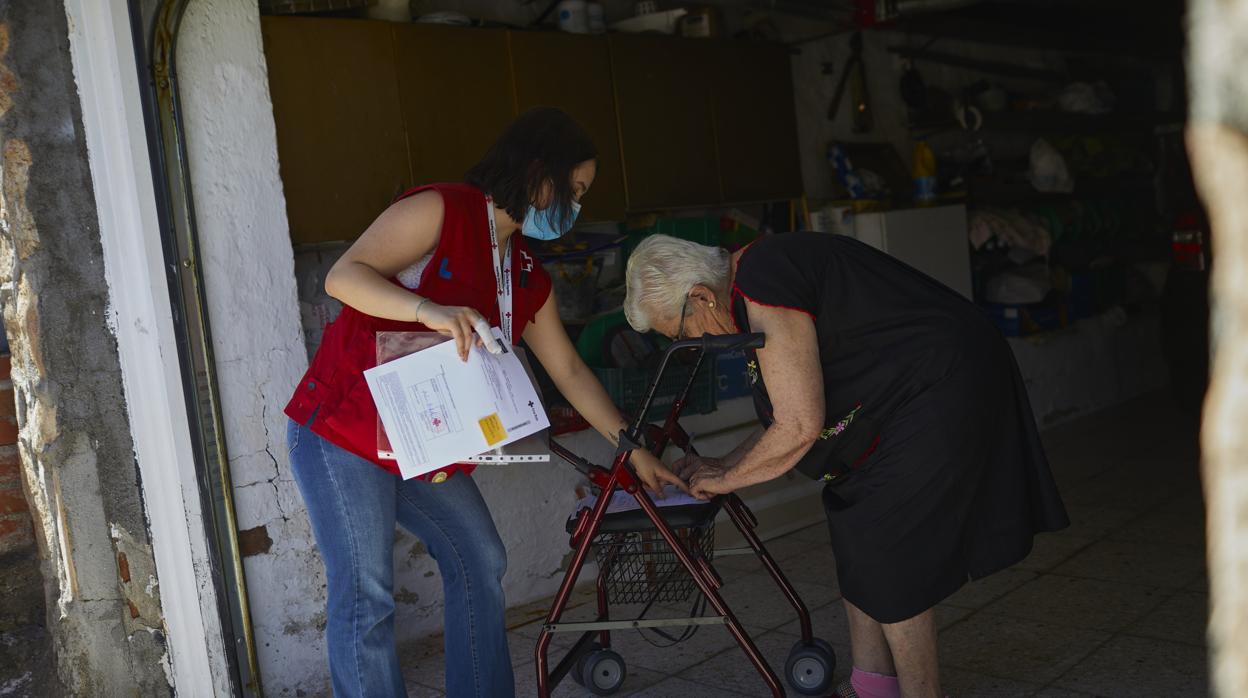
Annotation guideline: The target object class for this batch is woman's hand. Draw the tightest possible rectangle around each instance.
[418,302,489,361]
[630,449,689,499]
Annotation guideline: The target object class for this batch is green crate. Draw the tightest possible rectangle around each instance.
[624,217,721,262]
[720,223,761,250]
[575,310,629,367]
[593,359,717,424]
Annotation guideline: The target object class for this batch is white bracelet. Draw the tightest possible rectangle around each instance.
[414,297,431,324]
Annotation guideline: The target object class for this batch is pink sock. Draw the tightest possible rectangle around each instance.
[850,667,901,698]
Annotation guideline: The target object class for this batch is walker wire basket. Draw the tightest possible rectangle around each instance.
[592,519,715,605]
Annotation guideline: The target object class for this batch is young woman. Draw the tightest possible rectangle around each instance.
[284,108,685,698]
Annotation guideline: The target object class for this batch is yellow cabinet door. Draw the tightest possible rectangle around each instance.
[710,40,804,203]
[262,17,411,245]
[609,34,721,211]
[393,24,518,188]
[509,31,626,223]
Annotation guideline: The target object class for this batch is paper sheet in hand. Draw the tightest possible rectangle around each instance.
[364,327,549,479]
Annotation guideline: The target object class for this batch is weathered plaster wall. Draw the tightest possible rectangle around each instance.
[0,2,169,695]
[175,1,326,695]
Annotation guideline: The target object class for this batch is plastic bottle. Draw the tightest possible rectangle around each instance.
[912,140,937,204]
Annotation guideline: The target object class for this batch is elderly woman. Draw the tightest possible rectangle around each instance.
[624,233,1069,698]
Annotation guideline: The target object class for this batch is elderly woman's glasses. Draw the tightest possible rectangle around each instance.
[676,294,690,341]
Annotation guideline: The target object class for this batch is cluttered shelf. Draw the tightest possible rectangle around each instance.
[909,110,1183,138]
[953,174,1156,207]
[827,35,1198,357]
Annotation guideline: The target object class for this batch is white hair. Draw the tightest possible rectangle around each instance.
[624,235,731,332]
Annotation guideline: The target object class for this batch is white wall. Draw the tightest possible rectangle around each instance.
[1010,310,1170,428]
[176,2,325,694]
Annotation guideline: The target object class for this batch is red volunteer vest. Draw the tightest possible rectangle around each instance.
[284,183,553,480]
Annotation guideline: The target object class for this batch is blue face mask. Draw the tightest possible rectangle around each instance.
[521,200,581,240]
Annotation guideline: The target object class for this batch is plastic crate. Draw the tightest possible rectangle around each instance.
[719,223,761,251]
[575,310,629,367]
[624,217,721,262]
[593,359,716,424]
[1069,272,1095,320]
[715,351,752,400]
[983,300,1069,337]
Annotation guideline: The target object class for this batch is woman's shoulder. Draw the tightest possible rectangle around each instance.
[738,232,827,275]
[388,183,489,232]
[743,231,836,258]
[394,182,483,209]
[734,233,833,311]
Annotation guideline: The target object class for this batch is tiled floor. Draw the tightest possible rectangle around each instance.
[401,392,1207,697]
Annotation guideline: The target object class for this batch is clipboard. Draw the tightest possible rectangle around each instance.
[375,331,551,465]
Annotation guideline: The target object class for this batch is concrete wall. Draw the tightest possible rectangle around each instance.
[0,2,170,695]
[175,1,326,695]
[1010,310,1170,428]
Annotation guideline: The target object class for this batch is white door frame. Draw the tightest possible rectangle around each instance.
[63,0,232,694]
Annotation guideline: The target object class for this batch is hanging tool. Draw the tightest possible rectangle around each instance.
[827,32,873,133]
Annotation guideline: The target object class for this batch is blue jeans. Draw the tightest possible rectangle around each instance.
[287,418,514,697]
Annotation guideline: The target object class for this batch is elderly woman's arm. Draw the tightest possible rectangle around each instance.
[689,304,825,498]
[673,427,762,480]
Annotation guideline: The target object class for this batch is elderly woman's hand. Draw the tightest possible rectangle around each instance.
[630,449,689,499]
[689,467,734,500]
[673,455,735,499]
[672,454,724,481]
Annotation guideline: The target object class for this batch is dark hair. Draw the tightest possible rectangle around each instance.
[465,107,596,231]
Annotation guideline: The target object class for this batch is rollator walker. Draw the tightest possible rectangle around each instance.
[536,333,837,697]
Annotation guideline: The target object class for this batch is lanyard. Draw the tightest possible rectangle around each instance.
[484,195,514,345]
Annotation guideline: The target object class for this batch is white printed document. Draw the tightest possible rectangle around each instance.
[364,327,550,479]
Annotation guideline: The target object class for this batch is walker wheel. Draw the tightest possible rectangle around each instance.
[570,642,601,687]
[580,647,627,695]
[785,638,836,696]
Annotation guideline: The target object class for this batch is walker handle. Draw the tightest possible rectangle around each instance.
[663,332,766,358]
[699,332,766,354]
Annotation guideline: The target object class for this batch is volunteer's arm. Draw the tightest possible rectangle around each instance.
[523,295,688,495]
[324,190,490,361]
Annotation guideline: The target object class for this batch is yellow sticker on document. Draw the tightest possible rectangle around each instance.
[478,413,507,446]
